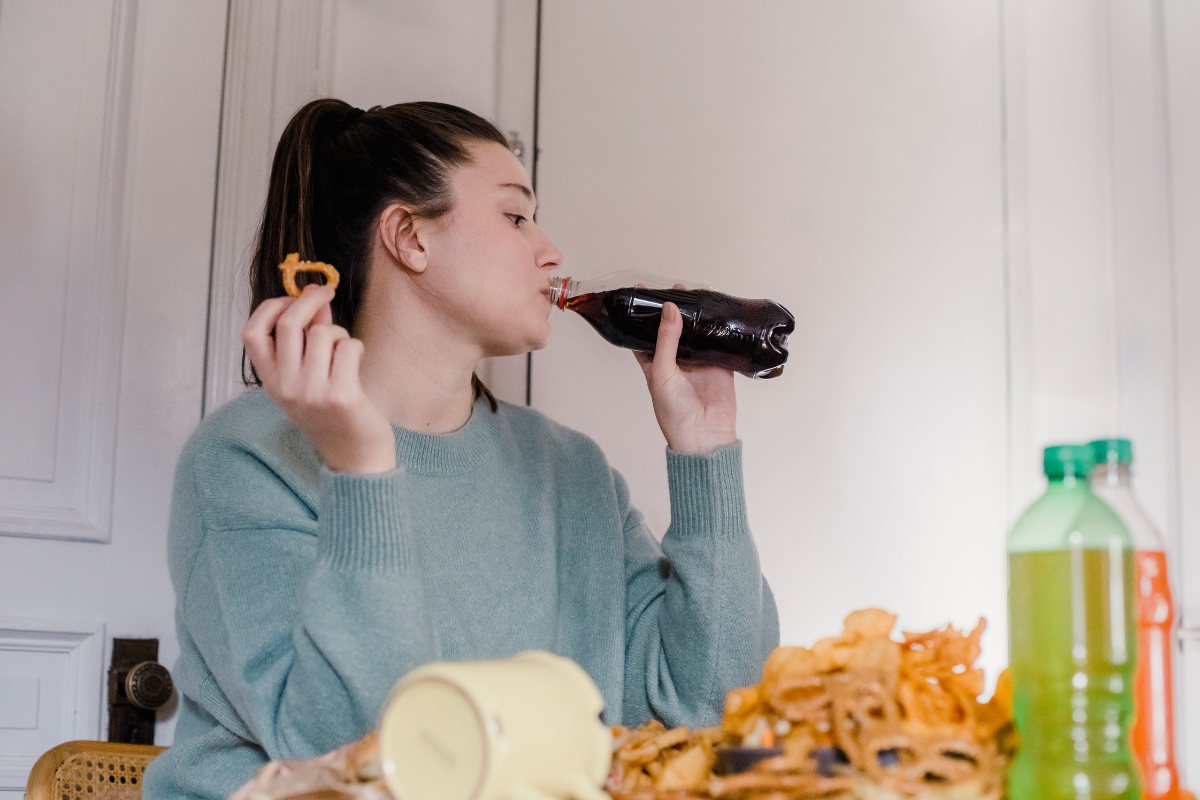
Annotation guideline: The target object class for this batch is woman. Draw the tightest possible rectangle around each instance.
[144,99,778,800]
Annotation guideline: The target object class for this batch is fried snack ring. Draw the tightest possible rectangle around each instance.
[766,673,829,724]
[863,729,994,796]
[612,726,722,796]
[619,727,692,766]
[861,730,924,790]
[897,675,977,734]
[901,621,986,695]
[828,670,901,769]
[721,686,766,739]
[655,744,715,791]
[279,252,340,297]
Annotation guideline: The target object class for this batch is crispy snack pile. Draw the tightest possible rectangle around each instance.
[610,723,721,796]
[609,609,1014,800]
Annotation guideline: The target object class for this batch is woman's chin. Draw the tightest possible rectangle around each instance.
[523,322,554,352]
[482,331,550,358]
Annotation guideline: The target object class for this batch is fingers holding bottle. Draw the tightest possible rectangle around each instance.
[634,282,686,383]
[636,302,738,456]
[650,300,684,381]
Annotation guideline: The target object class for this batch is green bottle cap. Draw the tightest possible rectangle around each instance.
[1088,438,1133,466]
[1043,444,1094,479]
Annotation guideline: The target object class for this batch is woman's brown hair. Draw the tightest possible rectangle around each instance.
[244,98,510,411]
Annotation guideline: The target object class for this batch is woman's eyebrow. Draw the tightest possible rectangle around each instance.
[499,182,537,213]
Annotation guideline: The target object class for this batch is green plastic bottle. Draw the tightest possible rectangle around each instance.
[1007,445,1139,800]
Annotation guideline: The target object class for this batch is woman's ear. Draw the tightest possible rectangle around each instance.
[379,203,428,274]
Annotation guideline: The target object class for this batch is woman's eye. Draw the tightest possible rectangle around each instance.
[507,214,527,228]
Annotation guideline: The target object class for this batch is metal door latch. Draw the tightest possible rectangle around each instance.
[107,638,174,744]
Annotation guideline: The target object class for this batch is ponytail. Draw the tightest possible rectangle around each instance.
[243,99,508,413]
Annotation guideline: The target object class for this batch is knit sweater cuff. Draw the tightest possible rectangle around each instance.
[665,441,748,539]
[316,466,413,572]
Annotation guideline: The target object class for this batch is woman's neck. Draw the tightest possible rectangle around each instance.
[355,277,481,435]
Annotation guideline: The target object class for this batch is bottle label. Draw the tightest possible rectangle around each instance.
[1131,550,1179,800]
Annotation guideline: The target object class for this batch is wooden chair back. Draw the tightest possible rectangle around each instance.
[25,741,165,800]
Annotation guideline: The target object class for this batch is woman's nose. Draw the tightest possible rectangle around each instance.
[536,230,564,271]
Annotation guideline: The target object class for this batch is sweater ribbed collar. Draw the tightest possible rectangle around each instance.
[391,397,499,475]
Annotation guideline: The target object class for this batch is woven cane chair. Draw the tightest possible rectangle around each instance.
[25,741,165,800]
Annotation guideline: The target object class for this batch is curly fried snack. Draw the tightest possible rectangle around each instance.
[611,725,720,797]
[612,609,1013,800]
[725,610,1011,798]
[279,252,340,297]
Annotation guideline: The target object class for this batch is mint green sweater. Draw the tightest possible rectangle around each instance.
[143,389,778,800]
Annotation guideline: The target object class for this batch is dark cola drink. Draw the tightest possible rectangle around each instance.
[548,272,794,378]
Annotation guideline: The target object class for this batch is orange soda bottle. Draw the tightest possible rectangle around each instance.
[1090,439,1180,800]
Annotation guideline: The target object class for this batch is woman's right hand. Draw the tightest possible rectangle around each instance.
[242,284,396,474]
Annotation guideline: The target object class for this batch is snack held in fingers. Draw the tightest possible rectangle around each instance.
[278,251,340,297]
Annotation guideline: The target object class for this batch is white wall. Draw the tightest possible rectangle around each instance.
[328,0,498,114]
[530,7,1195,778]
[533,0,1012,684]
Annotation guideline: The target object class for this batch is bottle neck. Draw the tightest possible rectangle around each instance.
[547,271,708,310]
[1046,473,1092,492]
[1090,462,1132,489]
[548,276,571,310]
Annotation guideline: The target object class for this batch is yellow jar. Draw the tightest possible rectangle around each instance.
[378,651,611,800]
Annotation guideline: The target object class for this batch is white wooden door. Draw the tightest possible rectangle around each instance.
[0,1,226,794]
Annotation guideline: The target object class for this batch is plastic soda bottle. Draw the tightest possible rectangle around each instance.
[1007,444,1139,800]
[548,271,795,378]
[1089,438,1180,800]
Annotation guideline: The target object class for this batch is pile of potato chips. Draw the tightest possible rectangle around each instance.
[609,609,1014,800]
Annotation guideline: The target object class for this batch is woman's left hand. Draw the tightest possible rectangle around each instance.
[634,301,738,455]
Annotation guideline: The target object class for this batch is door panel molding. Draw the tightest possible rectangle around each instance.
[203,0,331,418]
[0,617,104,791]
[0,0,136,542]
[478,0,539,406]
